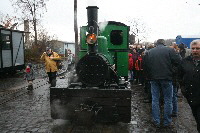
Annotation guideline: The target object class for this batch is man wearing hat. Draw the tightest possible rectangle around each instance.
[40,47,61,87]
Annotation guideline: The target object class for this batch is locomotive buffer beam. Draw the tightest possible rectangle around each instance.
[73,103,102,126]
[50,87,131,123]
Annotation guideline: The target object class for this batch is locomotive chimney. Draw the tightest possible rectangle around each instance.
[86,6,99,53]
[86,6,98,34]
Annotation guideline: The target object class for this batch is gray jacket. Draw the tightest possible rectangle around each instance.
[24,69,35,81]
[146,44,181,80]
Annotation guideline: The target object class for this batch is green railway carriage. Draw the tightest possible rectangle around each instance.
[50,6,131,124]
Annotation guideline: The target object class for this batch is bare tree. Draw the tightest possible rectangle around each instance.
[25,27,58,62]
[127,18,149,45]
[37,28,58,52]
[10,0,48,46]
[0,13,18,29]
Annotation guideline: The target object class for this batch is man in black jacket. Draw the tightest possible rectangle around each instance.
[146,39,181,128]
[179,39,200,132]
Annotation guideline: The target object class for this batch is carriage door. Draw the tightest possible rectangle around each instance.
[1,31,12,69]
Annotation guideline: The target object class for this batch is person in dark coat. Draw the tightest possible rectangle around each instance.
[146,39,181,128]
[178,39,200,132]
[169,42,181,117]
[143,44,154,103]
[179,43,186,58]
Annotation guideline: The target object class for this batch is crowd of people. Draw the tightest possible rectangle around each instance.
[128,39,200,132]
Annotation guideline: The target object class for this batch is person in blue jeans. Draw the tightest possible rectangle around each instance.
[169,43,180,117]
[151,80,173,126]
[145,39,181,128]
[172,85,178,117]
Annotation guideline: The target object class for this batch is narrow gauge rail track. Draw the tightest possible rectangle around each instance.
[0,65,69,106]
[0,79,48,105]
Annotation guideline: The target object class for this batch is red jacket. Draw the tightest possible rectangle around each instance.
[135,55,143,71]
[128,54,134,70]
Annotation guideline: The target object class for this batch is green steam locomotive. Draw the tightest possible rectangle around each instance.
[50,6,131,124]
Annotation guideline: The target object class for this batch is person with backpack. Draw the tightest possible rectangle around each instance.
[40,47,61,87]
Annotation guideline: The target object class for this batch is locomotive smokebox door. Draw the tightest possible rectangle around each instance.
[76,54,113,87]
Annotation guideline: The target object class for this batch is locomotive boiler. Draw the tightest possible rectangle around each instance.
[50,6,131,124]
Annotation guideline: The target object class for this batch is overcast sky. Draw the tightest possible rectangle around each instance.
[1,0,200,42]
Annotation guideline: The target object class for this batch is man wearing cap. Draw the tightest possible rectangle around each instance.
[145,39,181,129]
[40,47,61,87]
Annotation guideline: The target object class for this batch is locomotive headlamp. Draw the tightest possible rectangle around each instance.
[86,33,97,44]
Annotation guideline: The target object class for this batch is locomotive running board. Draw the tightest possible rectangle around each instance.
[50,87,131,124]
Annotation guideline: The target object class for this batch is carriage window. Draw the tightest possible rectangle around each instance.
[1,34,11,50]
[110,30,123,45]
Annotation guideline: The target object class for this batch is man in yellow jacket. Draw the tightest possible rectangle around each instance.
[40,47,61,87]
